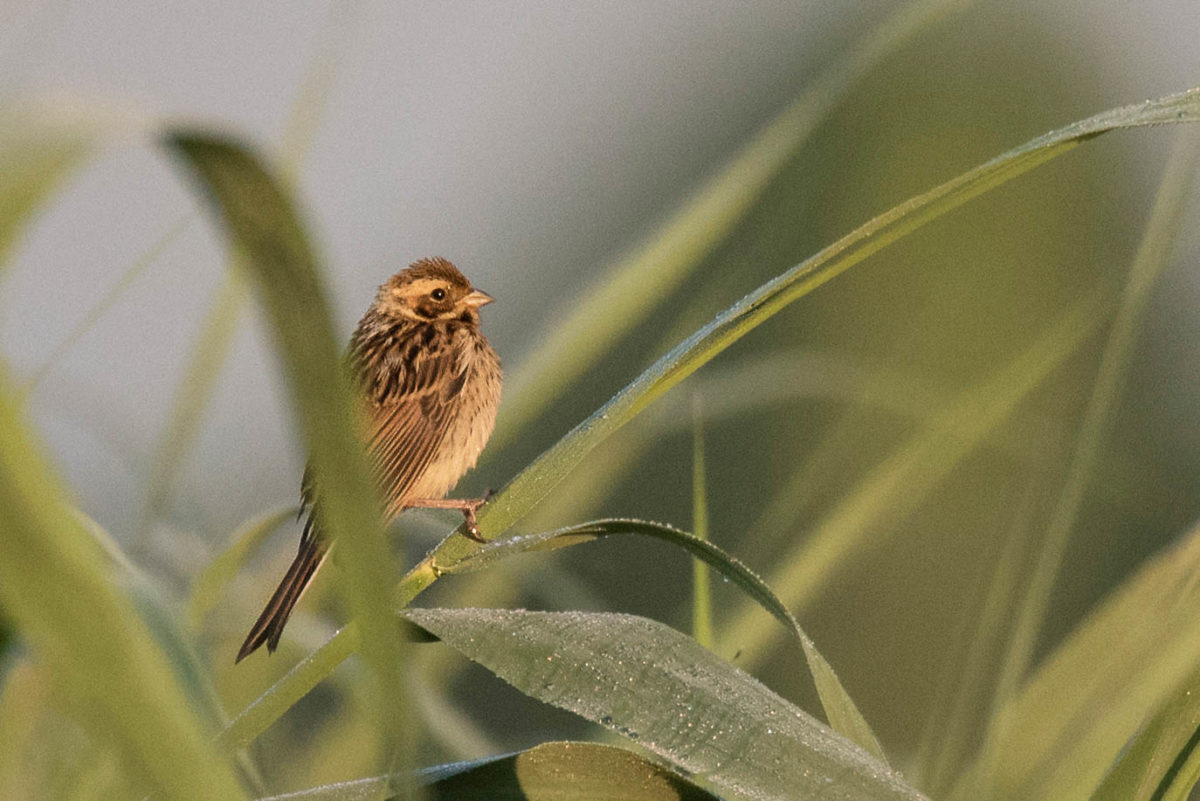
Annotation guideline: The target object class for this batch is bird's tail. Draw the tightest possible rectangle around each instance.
[236,535,327,662]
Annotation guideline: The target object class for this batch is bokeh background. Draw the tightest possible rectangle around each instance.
[3,0,1200,794]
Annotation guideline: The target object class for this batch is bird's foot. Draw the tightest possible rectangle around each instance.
[403,495,491,542]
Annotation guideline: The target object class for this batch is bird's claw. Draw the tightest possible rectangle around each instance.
[462,499,486,542]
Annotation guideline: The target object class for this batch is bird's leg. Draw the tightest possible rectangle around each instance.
[403,496,491,541]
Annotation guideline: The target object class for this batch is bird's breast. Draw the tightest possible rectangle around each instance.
[403,336,501,504]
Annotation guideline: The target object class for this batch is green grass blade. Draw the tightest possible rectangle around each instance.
[425,86,1200,567]
[139,9,358,539]
[1158,726,1200,801]
[220,515,889,761]
[409,673,501,761]
[20,214,191,398]
[716,288,1108,667]
[218,625,360,752]
[420,742,722,801]
[515,348,947,541]
[406,608,924,801]
[492,0,971,453]
[138,266,247,542]
[276,1,368,181]
[949,521,1200,801]
[257,776,391,801]
[445,517,887,762]
[1090,664,1200,801]
[911,473,1045,795]
[690,396,713,650]
[0,360,246,799]
[257,742,721,800]
[0,103,92,266]
[995,126,1200,718]
[188,506,297,631]
[163,132,412,781]
[0,659,92,798]
[948,123,1200,801]
[76,506,264,792]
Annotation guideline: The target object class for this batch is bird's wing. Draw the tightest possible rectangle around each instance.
[366,374,460,515]
[299,330,466,541]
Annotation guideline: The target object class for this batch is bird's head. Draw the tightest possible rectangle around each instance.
[378,257,493,323]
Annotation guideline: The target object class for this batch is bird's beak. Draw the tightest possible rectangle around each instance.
[464,288,494,308]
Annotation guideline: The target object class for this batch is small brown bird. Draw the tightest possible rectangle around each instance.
[237,257,502,662]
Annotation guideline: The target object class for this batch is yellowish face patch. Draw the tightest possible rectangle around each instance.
[399,278,453,299]
[387,277,465,321]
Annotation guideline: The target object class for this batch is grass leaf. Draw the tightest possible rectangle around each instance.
[406,608,925,801]
[188,506,297,631]
[162,131,412,776]
[690,396,713,650]
[493,0,972,452]
[718,287,1109,667]
[0,362,246,799]
[138,266,248,541]
[0,103,93,265]
[219,626,360,753]
[139,8,357,538]
[21,214,192,397]
[445,517,887,760]
[995,125,1200,716]
[950,519,1200,801]
[1089,665,1200,801]
[1157,727,1200,801]
[257,742,720,800]
[423,86,1200,566]
[420,741,722,801]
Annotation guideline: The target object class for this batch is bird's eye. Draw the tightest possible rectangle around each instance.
[431,288,447,301]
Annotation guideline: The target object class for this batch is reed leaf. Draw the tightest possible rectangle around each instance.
[406,608,924,801]
[0,361,246,799]
[493,0,971,452]
[163,132,412,781]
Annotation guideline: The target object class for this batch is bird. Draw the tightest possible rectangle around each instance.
[236,257,502,662]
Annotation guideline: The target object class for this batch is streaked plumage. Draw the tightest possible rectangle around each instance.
[237,257,501,662]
